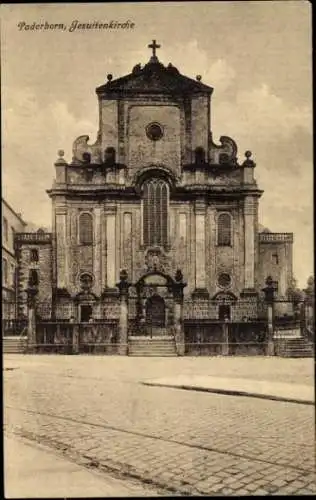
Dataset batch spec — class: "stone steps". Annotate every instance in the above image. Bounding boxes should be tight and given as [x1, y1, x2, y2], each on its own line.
[3, 336, 27, 354]
[276, 338, 314, 358]
[128, 336, 177, 357]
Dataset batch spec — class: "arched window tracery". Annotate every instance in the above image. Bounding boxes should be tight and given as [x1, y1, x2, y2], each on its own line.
[79, 212, 93, 245]
[143, 178, 169, 248]
[217, 213, 232, 246]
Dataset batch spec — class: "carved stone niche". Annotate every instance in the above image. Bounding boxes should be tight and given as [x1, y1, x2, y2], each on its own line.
[144, 248, 170, 274]
[71, 134, 102, 165]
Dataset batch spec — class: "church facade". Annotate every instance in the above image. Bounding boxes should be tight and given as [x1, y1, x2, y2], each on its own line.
[15, 42, 294, 353]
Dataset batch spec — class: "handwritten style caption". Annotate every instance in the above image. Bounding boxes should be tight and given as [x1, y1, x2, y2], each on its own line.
[17, 20, 135, 32]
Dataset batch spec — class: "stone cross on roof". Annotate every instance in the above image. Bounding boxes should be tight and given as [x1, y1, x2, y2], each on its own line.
[148, 39, 161, 60]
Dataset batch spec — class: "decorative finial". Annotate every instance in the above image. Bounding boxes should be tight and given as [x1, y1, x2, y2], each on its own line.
[242, 150, 256, 168]
[55, 149, 67, 166]
[307, 276, 314, 287]
[148, 39, 161, 61]
[196, 75, 202, 81]
[107, 74, 113, 81]
[119, 269, 128, 282]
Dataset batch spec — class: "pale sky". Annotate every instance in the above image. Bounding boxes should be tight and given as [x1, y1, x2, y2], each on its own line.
[1, 1, 313, 287]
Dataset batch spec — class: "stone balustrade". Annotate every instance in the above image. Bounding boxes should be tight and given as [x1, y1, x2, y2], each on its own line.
[259, 232, 293, 243]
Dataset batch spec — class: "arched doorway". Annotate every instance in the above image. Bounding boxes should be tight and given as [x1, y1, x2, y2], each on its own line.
[80, 304, 93, 323]
[218, 304, 231, 321]
[146, 295, 166, 333]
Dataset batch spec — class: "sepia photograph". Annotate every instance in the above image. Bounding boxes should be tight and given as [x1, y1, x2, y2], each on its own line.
[1, 1, 314, 497]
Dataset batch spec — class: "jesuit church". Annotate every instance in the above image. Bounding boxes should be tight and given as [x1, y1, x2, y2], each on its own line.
[15, 41, 294, 353]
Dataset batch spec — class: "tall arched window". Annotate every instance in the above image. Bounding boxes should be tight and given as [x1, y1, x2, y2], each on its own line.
[143, 178, 169, 248]
[29, 269, 39, 287]
[217, 213, 232, 246]
[79, 212, 93, 245]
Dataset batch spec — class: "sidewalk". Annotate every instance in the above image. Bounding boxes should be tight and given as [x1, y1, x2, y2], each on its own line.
[4, 434, 159, 498]
[142, 375, 314, 405]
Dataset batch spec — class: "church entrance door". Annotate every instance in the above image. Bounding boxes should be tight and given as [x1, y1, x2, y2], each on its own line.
[145, 295, 166, 336]
[80, 304, 92, 323]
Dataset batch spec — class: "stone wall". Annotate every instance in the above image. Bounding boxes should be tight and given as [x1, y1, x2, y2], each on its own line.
[191, 95, 209, 155]
[258, 234, 293, 297]
[100, 99, 118, 154]
[16, 241, 52, 317]
[127, 103, 181, 177]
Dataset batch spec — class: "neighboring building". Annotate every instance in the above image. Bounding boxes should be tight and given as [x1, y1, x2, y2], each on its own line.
[2, 198, 27, 320]
[15, 42, 294, 351]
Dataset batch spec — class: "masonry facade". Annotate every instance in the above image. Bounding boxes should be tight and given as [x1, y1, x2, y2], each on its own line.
[15, 43, 294, 352]
[2, 198, 27, 321]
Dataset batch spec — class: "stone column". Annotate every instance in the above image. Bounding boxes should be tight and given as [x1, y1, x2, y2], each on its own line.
[267, 303, 274, 355]
[263, 276, 275, 356]
[123, 212, 132, 277]
[116, 270, 131, 355]
[55, 210, 68, 289]
[243, 196, 255, 291]
[179, 213, 187, 277]
[172, 270, 187, 356]
[26, 286, 38, 352]
[94, 207, 102, 295]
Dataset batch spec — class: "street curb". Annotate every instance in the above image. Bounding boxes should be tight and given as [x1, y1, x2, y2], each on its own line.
[142, 382, 314, 405]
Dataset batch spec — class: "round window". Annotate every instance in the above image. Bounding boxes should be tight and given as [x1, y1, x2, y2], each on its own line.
[146, 122, 164, 141]
[218, 273, 231, 289]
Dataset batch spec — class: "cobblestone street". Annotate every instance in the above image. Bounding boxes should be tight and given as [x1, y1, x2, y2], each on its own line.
[4, 355, 316, 496]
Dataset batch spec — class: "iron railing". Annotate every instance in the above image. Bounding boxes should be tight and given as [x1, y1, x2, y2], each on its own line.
[34, 321, 119, 354]
[2, 319, 28, 336]
[184, 342, 267, 356]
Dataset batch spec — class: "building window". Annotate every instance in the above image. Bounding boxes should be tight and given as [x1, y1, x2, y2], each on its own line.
[79, 212, 93, 245]
[143, 178, 169, 248]
[3, 258, 8, 285]
[146, 122, 164, 142]
[29, 269, 39, 287]
[272, 253, 279, 265]
[217, 213, 232, 246]
[3, 217, 8, 242]
[30, 248, 39, 262]
[11, 264, 15, 286]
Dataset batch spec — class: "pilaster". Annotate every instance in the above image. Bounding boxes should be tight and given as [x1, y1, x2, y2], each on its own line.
[105, 205, 117, 289]
[193, 199, 209, 298]
[55, 209, 68, 289]
[242, 196, 256, 295]
[123, 212, 132, 277]
[93, 206, 102, 295]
